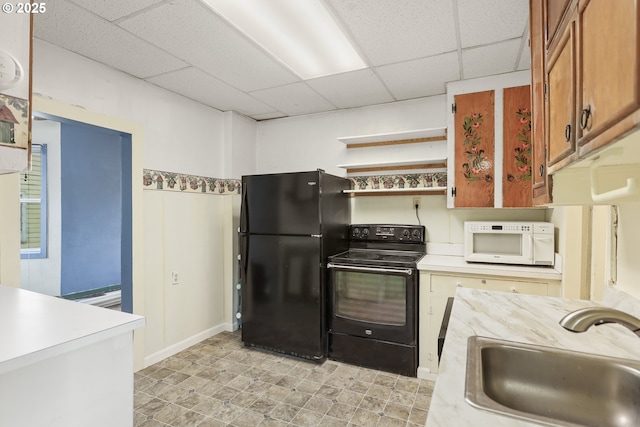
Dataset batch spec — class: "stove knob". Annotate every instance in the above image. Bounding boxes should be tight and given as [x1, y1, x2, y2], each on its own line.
[352, 228, 361, 237]
[412, 229, 421, 239]
[362, 228, 369, 237]
[402, 229, 410, 239]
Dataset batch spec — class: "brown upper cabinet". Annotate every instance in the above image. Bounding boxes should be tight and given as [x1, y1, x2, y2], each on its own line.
[530, 0, 640, 205]
[449, 80, 533, 208]
[578, 0, 640, 152]
[546, 17, 576, 168]
[530, 0, 550, 204]
[545, 0, 573, 48]
[453, 90, 496, 208]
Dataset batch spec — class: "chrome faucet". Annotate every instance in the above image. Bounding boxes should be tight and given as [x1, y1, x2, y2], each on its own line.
[560, 307, 640, 337]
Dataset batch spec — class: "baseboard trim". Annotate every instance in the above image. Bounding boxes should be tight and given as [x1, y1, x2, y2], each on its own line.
[142, 323, 226, 368]
[223, 321, 238, 332]
[417, 366, 438, 381]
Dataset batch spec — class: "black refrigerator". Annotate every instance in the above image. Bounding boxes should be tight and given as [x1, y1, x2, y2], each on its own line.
[239, 170, 350, 361]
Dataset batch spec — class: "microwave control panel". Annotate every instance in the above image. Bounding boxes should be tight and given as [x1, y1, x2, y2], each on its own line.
[465, 222, 553, 234]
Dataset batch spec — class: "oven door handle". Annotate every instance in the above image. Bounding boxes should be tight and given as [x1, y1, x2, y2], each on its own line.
[327, 263, 413, 276]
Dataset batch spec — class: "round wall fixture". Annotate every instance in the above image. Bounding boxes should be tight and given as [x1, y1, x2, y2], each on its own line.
[0, 50, 23, 90]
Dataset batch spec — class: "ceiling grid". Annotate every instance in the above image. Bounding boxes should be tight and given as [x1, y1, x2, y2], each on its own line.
[33, 0, 530, 120]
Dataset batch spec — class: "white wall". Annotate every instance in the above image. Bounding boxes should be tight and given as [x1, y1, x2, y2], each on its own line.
[546, 205, 590, 298]
[33, 40, 226, 177]
[615, 203, 640, 299]
[32, 40, 243, 368]
[143, 191, 228, 362]
[256, 96, 446, 176]
[224, 111, 257, 179]
[351, 195, 546, 244]
[256, 92, 550, 252]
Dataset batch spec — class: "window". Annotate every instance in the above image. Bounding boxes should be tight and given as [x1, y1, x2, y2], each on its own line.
[20, 144, 47, 258]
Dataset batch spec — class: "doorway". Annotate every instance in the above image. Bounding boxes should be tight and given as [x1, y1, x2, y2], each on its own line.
[21, 114, 133, 312]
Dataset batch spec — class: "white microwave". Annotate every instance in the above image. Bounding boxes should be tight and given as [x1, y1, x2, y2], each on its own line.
[464, 221, 555, 266]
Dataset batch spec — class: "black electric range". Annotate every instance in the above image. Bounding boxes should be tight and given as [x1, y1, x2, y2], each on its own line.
[327, 224, 426, 377]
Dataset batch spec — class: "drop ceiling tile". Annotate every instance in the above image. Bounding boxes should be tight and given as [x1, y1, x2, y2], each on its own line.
[457, 0, 529, 48]
[250, 83, 337, 117]
[147, 68, 277, 117]
[306, 69, 394, 109]
[327, 0, 457, 66]
[376, 52, 460, 100]
[69, 0, 164, 21]
[118, 0, 299, 92]
[462, 39, 522, 79]
[33, 0, 187, 79]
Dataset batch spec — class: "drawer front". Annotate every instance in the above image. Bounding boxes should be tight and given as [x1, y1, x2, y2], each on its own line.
[430, 274, 549, 296]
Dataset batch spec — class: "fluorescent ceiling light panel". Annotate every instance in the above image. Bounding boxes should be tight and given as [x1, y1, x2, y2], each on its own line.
[202, 0, 366, 79]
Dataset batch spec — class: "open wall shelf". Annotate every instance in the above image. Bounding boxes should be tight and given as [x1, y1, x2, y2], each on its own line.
[344, 187, 447, 196]
[338, 127, 447, 147]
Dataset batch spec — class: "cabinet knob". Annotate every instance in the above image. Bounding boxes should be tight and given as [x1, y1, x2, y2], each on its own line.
[456, 281, 462, 287]
[565, 124, 572, 142]
[511, 287, 518, 293]
[580, 105, 591, 130]
[481, 279, 486, 284]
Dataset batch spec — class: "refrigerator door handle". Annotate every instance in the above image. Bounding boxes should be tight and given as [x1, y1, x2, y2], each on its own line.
[327, 263, 413, 276]
[311, 234, 322, 238]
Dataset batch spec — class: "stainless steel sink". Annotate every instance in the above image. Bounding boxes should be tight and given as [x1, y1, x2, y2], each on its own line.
[465, 336, 640, 427]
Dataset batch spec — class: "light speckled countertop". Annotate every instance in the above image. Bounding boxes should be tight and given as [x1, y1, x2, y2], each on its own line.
[426, 288, 640, 427]
[418, 254, 562, 281]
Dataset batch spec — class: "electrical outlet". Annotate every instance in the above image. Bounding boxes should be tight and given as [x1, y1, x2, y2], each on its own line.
[413, 197, 420, 209]
[171, 271, 179, 285]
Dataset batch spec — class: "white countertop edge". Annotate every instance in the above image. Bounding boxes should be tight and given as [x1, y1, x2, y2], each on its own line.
[418, 254, 562, 281]
[0, 316, 144, 375]
[0, 285, 145, 375]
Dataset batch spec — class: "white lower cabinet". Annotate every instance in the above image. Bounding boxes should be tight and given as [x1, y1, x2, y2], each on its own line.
[419, 271, 561, 376]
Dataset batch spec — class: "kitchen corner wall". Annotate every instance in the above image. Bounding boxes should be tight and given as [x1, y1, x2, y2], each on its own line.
[255, 91, 548, 250]
[256, 95, 447, 177]
[350, 195, 546, 242]
[32, 40, 253, 369]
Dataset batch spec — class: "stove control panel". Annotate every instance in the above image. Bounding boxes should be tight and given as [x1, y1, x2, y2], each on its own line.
[350, 224, 425, 243]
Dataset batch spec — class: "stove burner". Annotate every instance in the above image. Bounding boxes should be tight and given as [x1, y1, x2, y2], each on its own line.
[333, 224, 426, 267]
[329, 249, 425, 268]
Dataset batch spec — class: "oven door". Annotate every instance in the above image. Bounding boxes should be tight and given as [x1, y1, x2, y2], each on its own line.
[327, 263, 417, 345]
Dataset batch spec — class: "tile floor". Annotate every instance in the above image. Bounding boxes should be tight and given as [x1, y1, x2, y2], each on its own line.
[134, 331, 434, 427]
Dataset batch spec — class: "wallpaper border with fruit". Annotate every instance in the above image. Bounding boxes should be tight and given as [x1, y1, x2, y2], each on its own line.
[348, 172, 447, 191]
[143, 169, 241, 195]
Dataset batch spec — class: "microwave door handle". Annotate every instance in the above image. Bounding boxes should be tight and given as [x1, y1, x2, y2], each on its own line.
[526, 234, 533, 262]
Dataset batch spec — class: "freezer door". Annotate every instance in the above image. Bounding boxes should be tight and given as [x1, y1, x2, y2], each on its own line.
[241, 234, 325, 359]
[241, 171, 321, 235]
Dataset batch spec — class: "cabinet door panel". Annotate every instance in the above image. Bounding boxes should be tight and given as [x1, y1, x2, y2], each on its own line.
[503, 85, 533, 207]
[547, 22, 576, 166]
[454, 90, 495, 207]
[579, 0, 639, 147]
[530, 0, 551, 204]
[545, 0, 572, 47]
